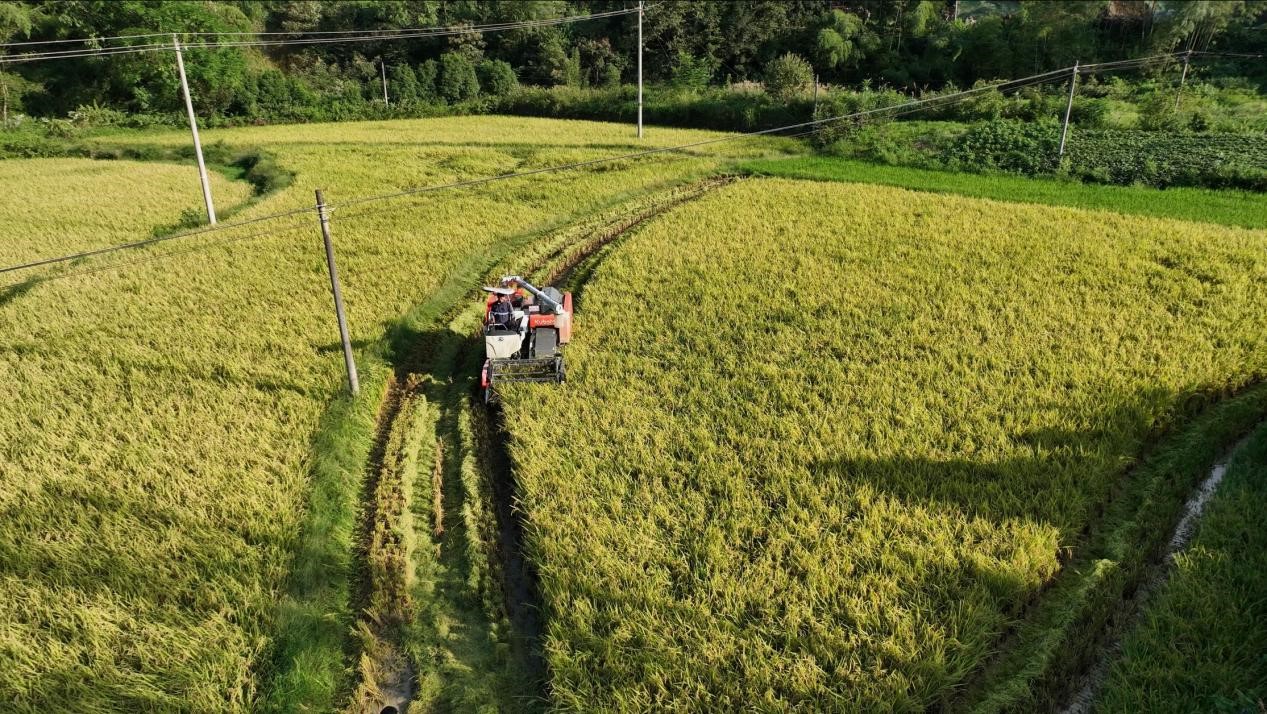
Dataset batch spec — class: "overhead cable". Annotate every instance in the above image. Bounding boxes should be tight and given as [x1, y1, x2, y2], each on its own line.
[0, 57, 1179, 283]
[0, 7, 640, 64]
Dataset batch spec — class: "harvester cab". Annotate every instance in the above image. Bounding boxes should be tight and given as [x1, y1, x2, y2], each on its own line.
[480, 275, 572, 403]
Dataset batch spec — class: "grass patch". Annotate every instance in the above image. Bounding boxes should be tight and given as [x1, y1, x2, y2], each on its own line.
[739, 156, 1267, 230]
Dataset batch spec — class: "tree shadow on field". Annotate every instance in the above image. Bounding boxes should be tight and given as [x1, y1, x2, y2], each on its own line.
[542, 381, 1265, 709]
[812, 383, 1251, 533]
[794, 380, 1263, 706]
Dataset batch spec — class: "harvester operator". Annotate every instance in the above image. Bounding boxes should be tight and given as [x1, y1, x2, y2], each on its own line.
[489, 291, 515, 328]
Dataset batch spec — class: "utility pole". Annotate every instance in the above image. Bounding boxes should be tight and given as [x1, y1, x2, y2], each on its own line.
[637, 0, 644, 139]
[813, 74, 819, 116]
[1175, 50, 1191, 111]
[315, 189, 359, 396]
[173, 34, 216, 225]
[1058, 60, 1078, 158]
[381, 58, 389, 105]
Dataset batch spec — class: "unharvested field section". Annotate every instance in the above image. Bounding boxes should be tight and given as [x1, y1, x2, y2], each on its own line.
[504, 178, 1267, 710]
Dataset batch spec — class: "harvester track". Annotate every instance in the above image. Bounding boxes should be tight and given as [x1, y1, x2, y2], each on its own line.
[347, 175, 736, 713]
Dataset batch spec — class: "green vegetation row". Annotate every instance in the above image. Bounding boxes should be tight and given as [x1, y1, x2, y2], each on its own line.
[816, 118, 1267, 193]
[503, 178, 1267, 710]
[0, 116, 789, 711]
[1097, 423, 1267, 713]
[738, 156, 1267, 229]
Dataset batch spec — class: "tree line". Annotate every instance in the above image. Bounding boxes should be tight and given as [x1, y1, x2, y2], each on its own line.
[0, 1, 1263, 124]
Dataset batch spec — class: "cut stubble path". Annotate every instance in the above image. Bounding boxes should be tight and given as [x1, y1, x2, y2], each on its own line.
[0, 116, 790, 711]
[503, 178, 1267, 711]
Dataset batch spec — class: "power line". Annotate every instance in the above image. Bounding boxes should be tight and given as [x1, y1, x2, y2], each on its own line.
[0, 205, 313, 277]
[329, 66, 1080, 211]
[0, 220, 312, 292]
[0, 54, 1184, 285]
[0, 8, 641, 64]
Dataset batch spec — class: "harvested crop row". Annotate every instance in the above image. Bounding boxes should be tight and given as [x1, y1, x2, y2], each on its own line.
[503, 178, 1267, 710]
[394, 180, 747, 711]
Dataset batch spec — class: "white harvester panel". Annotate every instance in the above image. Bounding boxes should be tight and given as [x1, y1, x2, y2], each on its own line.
[486, 333, 523, 360]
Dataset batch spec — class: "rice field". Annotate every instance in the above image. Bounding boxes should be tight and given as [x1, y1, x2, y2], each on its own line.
[502, 178, 1267, 710]
[5, 116, 1266, 712]
[0, 117, 789, 711]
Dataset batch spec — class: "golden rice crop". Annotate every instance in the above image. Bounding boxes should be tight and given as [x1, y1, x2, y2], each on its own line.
[503, 178, 1267, 711]
[0, 117, 787, 711]
[0, 158, 253, 263]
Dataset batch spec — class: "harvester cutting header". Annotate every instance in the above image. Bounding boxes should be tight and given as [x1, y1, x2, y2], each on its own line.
[480, 275, 573, 403]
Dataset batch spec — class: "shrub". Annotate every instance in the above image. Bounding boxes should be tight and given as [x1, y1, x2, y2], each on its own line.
[811, 85, 907, 145]
[942, 119, 1061, 175]
[1188, 110, 1211, 132]
[669, 51, 715, 91]
[388, 64, 425, 104]
[417, 60, 439, 103]
[476, 60, 518, 96]
[438, 52, 479, 102]
[68, 103, 129, 128]
[1138, 91, 1181, 131]
[764, 52, 813, 102]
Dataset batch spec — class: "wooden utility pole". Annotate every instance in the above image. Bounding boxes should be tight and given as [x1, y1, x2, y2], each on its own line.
[315, 189, 359, 396]
[173, 34, 216, 225]
[381, 58, 389, 105]
[637, 0, 644, 139]
[1175, 50, 1191, 111]
[1058, 60, 1078, 158]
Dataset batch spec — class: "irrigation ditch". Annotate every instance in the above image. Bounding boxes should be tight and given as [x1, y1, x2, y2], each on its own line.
[344, 175, 737, 713]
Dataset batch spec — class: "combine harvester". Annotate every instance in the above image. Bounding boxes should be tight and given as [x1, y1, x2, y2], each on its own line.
[480, 275, 572, 403]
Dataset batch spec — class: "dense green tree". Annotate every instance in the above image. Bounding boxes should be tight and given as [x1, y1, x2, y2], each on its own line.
[0, 0, 1261, 121]
[416, 58, 439, 102]
[388, 63, 423, 103]
[438, 51, 478, 101]
[476, 58, 517, 95]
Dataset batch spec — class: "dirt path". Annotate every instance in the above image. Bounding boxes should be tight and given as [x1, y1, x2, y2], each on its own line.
[1059, 431, 1256, 714]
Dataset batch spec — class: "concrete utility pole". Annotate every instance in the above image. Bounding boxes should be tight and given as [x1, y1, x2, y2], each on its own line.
[1175, 50, 1191, 111]
[315, 189, 359, 396]
[173, 34, 216, 225]
[637, 0, 644, 139]
[813, 74, 819, 116]
[381, 58, 389, 105]
[1058, 60, 1078, 158]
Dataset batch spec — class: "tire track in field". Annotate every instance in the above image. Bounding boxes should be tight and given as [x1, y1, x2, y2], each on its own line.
[1060, 427, 1262, 714]
[470, 174, 738, 699]
[347, 176, 736, 713]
